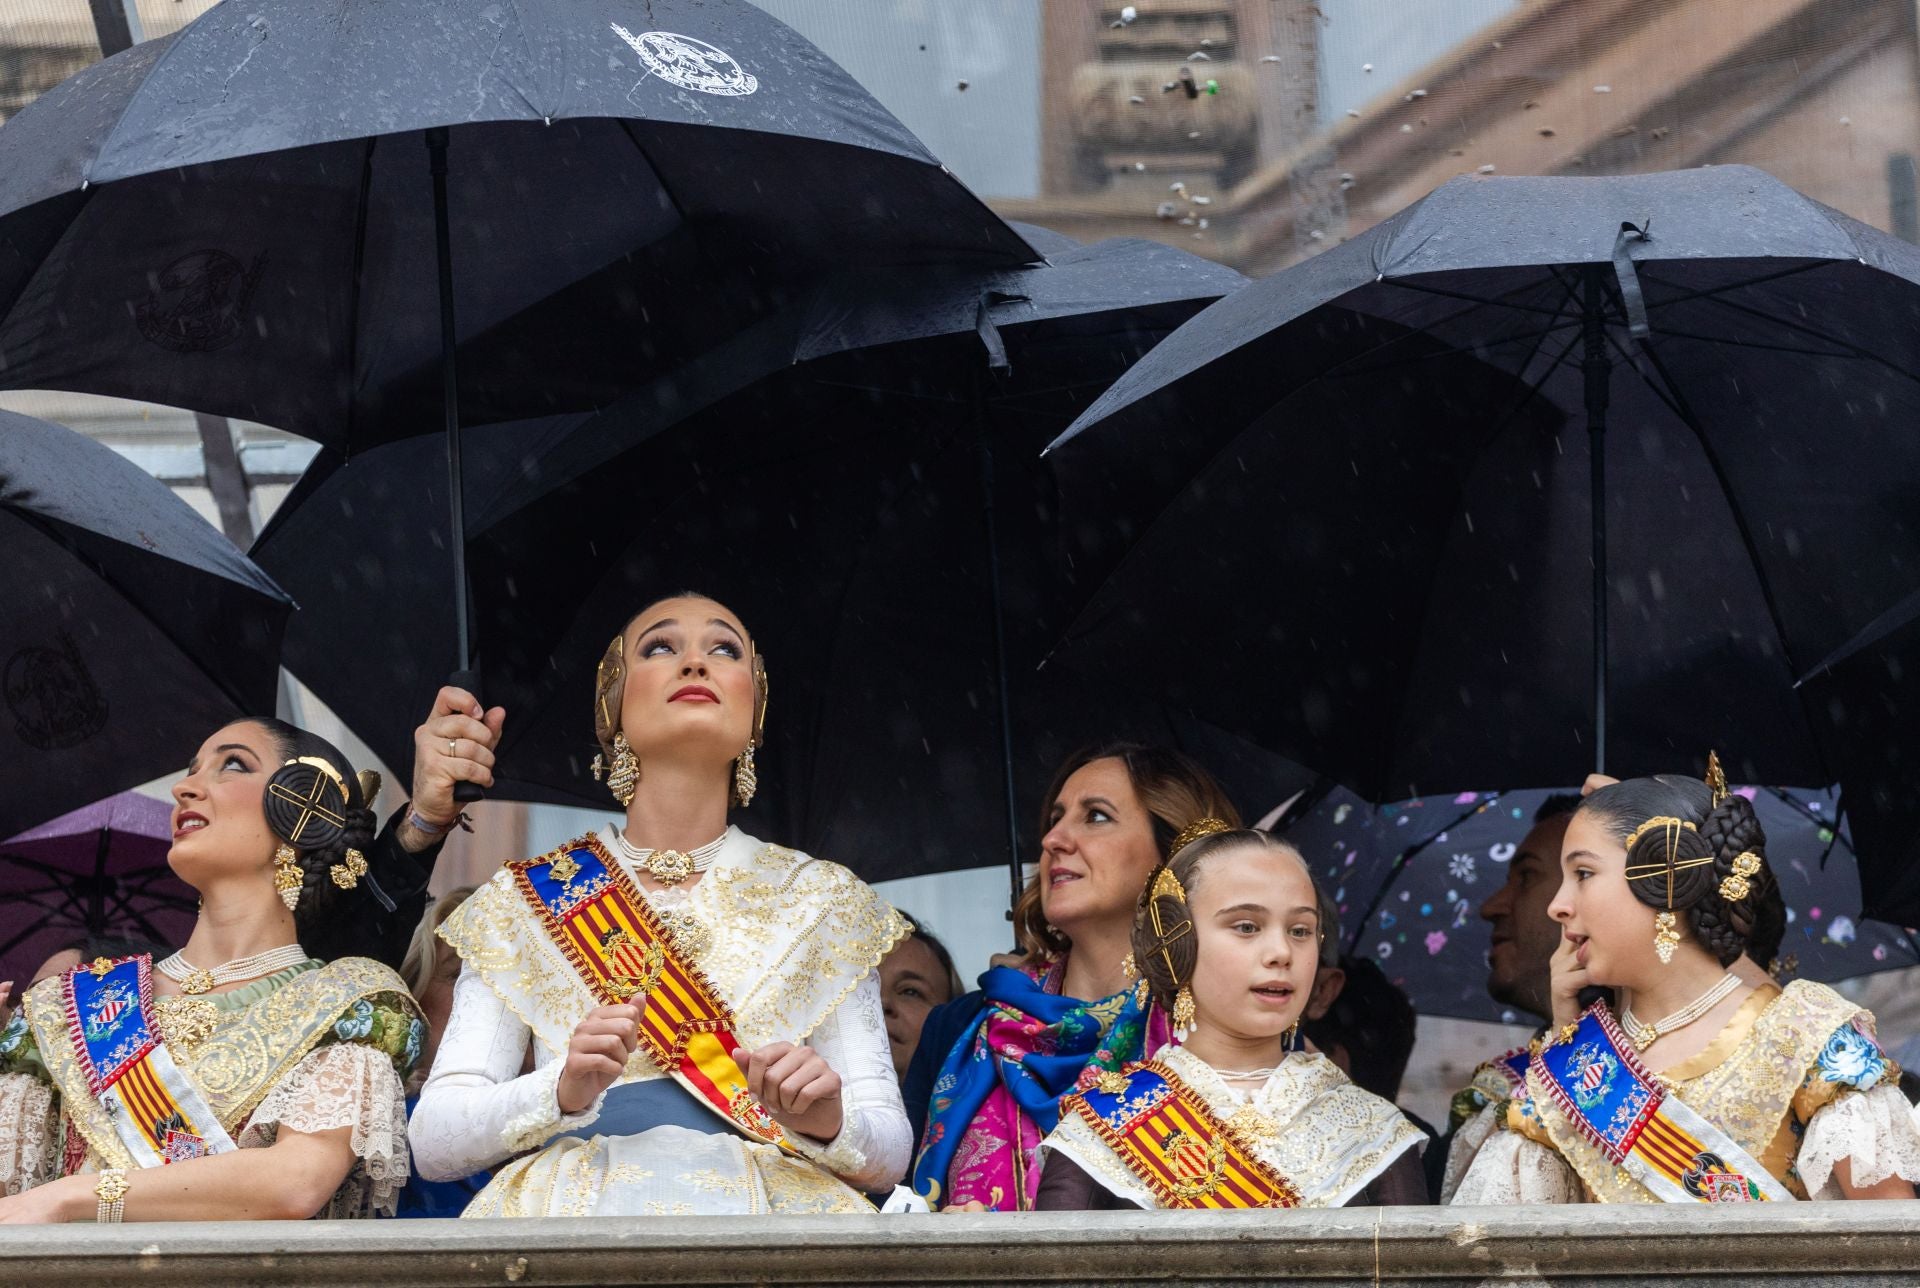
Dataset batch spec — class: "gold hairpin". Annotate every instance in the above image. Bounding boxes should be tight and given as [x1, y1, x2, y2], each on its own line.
[1705, 751, 1729, 808]
[1146, 864, 1193, 984]
[1625, 856, 1714, 881]
[1169, 816, 1233, 857]
[1624, 816, 1696, 851]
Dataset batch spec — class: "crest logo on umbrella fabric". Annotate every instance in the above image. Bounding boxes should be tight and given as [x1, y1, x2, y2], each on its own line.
[4, 631, 108, 751]
[611, 25, 758, 97]
[134, 249, 265, 353]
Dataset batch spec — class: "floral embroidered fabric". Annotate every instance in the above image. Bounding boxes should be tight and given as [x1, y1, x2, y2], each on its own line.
[1041, 1045, 1424, 1210]
[1452, 980, 1920, 1203]
[414, 828, 909, 1215]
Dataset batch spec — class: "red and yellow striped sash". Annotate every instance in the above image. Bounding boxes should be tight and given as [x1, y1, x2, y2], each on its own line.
[511, 838, 791, 1151]
[1065, 1062, 1300, 1209]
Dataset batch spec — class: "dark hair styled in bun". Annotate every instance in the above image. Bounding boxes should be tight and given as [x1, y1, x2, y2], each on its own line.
[1577, 774, 1776, 967]
[251, 717, 378, 943]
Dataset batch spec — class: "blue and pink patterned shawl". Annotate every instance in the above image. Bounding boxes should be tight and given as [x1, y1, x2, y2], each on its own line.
[910, 960, 1167, 1210]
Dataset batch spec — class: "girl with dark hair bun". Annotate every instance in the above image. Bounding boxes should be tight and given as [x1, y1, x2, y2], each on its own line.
[1453, 766, 1920, 1205]
[905, 742, 1240, 1211]
[1034, 829, 1426, 1210]
[0, 719, 425, 1224]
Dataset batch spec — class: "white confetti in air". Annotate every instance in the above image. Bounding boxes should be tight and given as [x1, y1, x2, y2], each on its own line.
[1362, 62, 1373, 72]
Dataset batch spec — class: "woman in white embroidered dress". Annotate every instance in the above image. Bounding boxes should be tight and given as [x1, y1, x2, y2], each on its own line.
[1453, 773, 1920, 1204]
[410, 594, 910, 1215]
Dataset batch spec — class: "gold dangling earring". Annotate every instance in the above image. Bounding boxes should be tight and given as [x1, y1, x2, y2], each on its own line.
[732, 744, 758, 808]
[1285, 1020, 1301, 1051]
[1120, 952, 1137, 980]
[592, 732, 639, 807]
[1173, 985, 1196, 1038]
[1653, 911, 1680, 964]
[329, 847, 368, 890]
[273, 843, 302, 912]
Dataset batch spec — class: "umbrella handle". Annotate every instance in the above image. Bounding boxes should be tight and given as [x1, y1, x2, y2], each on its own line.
[449, 667, 486, 804]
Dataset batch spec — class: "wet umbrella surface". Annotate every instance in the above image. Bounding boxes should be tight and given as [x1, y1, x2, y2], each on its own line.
[0, 409, 290, 839]
[1046, 167, 1920, 921]
[250, 235, 1321, 883]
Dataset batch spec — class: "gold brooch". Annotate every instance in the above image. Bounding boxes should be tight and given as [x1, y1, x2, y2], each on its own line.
[1227, 1104, 1280, 1145]
[1095, 1069, 1131, 1096]
[1719, 851, 1763, 902]
[154, 995, 220, 1051]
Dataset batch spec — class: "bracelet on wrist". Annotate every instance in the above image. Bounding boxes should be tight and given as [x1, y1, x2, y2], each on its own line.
[407, 808, 471, 837]
[94, 1168, 129, 1223]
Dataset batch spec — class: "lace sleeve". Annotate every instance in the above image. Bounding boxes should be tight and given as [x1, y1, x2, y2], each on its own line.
[786, 973, 911, 1191]
[1448, 1127, 1584, 1205]
[1796, 1083, 1920, 1198]
[239, 1042, 409, 1218]
[1439, 1101, 1502, 1204]
[0, 1072, 58, 1196]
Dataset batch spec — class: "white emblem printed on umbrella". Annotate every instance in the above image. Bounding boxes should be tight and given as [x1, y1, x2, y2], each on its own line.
[610, 25, 759, 97]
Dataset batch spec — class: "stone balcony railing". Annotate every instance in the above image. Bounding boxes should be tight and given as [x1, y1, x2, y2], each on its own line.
[5, 1203, 1920, 1287]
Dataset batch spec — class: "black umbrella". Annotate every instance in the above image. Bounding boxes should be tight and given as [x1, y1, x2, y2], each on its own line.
[1280, 784, 1918, 1023]
[1044, 166, 1920, 806]
[0, 409, 291, 838]
[0, 0, 1037, 739]
[254, 235, 1270, 886]
[1796, 589, 1920, 923]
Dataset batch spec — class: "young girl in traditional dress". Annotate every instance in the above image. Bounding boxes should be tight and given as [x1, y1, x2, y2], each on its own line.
[0, 720, 423, 1222]
[1035, 825, 1427, 1210]
[410, 594, 910, 1216]
[1452, 765, 1920, 1204]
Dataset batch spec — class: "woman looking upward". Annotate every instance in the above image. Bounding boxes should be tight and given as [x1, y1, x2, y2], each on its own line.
[411, 594, 910, 1215]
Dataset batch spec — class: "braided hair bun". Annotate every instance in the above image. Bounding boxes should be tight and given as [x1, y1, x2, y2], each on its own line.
[1582, 773, 1773, 967]
[252, 717, 380, 945]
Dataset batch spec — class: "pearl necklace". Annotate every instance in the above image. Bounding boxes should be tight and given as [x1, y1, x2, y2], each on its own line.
[1211, 1066, 1281, 1081]
[157, 944, 310, 996]
[1621, 972, 1742, 1051]
[610, 827, 727, 887]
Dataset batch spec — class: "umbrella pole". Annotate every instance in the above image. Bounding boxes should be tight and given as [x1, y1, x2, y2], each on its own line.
[1583, 268, 1611, 776]
[88, 825, 109, 935]
[428, 127, 484, 803]
[977, 426, 1025, 930]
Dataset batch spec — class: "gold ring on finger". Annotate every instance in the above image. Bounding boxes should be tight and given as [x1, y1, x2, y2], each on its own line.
[447, 739, 458, 757]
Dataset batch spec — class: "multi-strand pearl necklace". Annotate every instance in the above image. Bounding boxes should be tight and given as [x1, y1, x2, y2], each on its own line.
[156, 944, 310, 995]
[610, 827, 727, 887]
[1620, 972, 1742, 1050]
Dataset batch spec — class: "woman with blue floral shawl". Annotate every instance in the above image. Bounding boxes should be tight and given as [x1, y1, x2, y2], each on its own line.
[906, 744, 1237, 1210]
[1453, 768, 1920, 1205]
[0, 720, 422, 1222]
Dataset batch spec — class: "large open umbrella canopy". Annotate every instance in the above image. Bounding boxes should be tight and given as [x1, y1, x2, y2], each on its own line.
[0, 409, 290, 838]
[252, 235, 1279, 884]
[0, 0, 1038, 704]
[1045, 167, 1920, 818]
